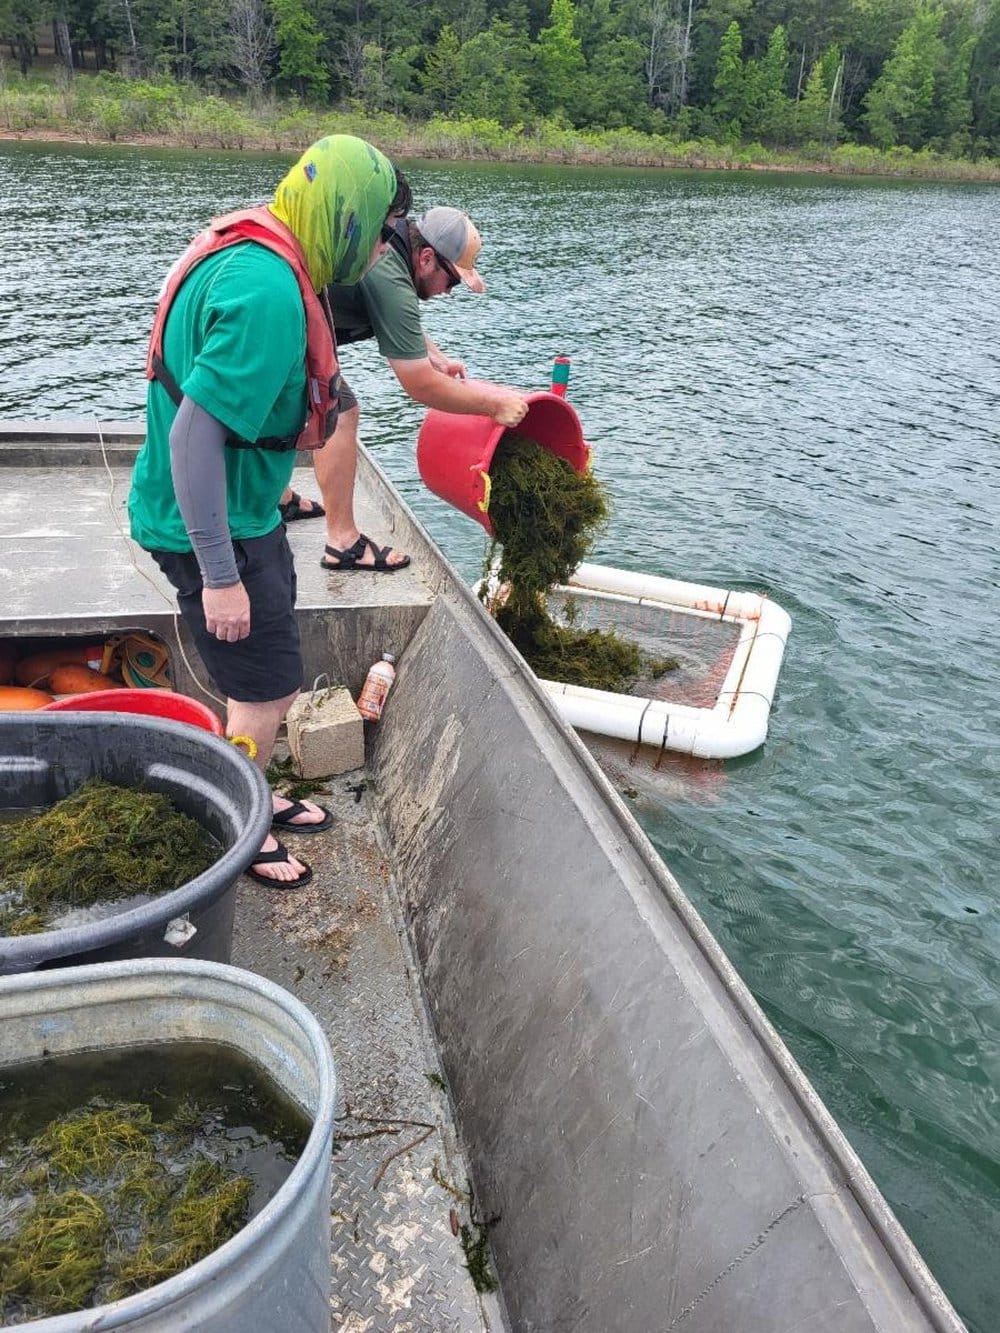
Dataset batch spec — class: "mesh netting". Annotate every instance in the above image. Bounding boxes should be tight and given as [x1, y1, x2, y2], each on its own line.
[548, 589, 742, 709]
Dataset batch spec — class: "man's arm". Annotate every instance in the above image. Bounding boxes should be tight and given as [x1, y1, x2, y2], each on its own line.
[390, 357, 528, 428]
[169, 396, 250, 642]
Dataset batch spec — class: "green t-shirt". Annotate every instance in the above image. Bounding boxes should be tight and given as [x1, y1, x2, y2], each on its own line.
[329, 249, 426, 362]
[129, 242, 305, 553]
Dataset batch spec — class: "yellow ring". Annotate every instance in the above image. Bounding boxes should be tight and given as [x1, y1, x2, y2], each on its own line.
[228, 734, 258, 760]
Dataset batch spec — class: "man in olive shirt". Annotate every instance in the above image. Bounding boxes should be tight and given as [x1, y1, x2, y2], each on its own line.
[278, 206, 528, 571]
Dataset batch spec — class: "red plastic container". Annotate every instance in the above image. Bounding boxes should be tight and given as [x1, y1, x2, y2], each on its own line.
[43, 688, 224, 736]
[416, 388, 590, 536]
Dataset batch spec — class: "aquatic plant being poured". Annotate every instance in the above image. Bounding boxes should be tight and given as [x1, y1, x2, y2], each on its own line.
[482, 432, 675, 692]
[0, 779, 217, 936]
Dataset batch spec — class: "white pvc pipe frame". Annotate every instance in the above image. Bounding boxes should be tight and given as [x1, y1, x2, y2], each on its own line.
[539, 563, 792, 759]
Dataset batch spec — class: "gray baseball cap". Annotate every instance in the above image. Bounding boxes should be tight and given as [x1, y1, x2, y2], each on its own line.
[418, 207, 485, 293]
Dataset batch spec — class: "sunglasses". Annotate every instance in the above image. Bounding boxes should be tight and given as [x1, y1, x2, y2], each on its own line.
[433, 252, 460, 290]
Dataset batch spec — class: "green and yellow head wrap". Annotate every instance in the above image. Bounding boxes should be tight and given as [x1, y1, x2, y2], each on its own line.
[269, 135, 396, 291]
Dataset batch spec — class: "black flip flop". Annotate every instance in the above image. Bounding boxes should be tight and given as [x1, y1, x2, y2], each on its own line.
[279, 491, 326, 522]
[245, 839, 313, 889]
[271, 799, 333, 834]
[320, 532, 411, 573]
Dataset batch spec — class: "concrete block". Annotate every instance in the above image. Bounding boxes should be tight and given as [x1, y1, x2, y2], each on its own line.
[286, 685, 364, 778]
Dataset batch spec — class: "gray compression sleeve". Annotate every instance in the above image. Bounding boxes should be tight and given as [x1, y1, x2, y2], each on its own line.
[169, 396, 240, 589]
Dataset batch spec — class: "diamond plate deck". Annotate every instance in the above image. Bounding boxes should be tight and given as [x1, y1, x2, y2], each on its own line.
[231, 771, 505, 1333]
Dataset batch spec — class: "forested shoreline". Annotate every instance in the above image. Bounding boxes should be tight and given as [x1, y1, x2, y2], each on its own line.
[2, 0, 999, 181]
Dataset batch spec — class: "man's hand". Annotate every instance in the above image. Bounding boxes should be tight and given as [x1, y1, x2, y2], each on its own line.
[435, 354, 467, 379]
[425, 336, 466, 379]
[486, 387, 530, 428]
[204, 582, 251, 642]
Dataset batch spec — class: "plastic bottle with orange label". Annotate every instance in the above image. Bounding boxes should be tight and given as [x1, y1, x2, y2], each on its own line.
[357, 653, 396, 721]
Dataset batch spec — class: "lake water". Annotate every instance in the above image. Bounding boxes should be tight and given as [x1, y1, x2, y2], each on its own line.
[2, 140, 998, 1330]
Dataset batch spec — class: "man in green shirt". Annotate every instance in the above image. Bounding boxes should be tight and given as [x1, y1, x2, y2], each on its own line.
[277, 206, 528, 571]
[129, 135, 409, 891]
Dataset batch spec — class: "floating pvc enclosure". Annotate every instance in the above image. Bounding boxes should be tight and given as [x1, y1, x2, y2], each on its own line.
[479, 562, 791, 759]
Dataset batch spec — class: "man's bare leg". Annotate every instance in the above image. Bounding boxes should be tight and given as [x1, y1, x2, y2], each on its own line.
[227, 693, 327, 885]
[314, 406, 409, 570]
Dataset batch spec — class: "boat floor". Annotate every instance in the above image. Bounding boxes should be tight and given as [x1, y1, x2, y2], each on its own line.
[0, 432, 500, 1329]
[233, 763, 503, 1332]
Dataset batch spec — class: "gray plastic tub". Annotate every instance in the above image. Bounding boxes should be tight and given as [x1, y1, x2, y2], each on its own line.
[0, 958, 337, 1331]
[0, 713, 272, 974]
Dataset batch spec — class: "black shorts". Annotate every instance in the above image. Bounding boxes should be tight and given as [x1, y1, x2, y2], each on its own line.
[151, 524, 303, 704]
[338, 377, 358, 414]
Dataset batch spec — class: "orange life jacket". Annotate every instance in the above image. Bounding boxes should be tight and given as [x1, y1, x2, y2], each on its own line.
[146, 207, 340, 451]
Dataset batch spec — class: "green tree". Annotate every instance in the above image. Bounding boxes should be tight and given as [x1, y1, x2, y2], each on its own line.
[930, 11, 974, 149]
[864, 3, 944, 148]
[61, 0, 118, 73]
[358, 41, 388, 110]
[535, 0, 587, 119]
[272, 0, 328, 99]
[794, 45, 843, 144]
[455, 19, 531, 122]
[575, 0, 621, 58]
[420, 23, 462, 112]
[185, 0, 238, 87]
[838, 0, 917, 131]
[434, 0, 488, 45]
[970, 0, 1000, 149]
[384, 43, 423, 116]
[0, 0, 42, 74]
[688, 0, 751, 108]
[712, 19, 747, 135]
[745, 23, 791, 141]
[580, 32, 645, 126]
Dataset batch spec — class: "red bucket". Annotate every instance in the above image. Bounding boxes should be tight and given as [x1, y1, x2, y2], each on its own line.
[43, 688, 224, 736]
[416, 389, 590, 536]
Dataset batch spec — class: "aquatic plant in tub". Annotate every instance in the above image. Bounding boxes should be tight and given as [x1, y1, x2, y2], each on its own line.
[0, 958, 337, 1331]
[0, 713, 271, 974]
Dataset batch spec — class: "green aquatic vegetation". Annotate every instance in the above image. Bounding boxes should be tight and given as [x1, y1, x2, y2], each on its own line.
[31, 1105, 154, 1181]
[266, 754, 332, 802]
[0, 1101, 254, 1321]
[111, 1161, 253, 1297]
[487, 431, 608, 594]
[0, 779, 216, 934]
[0, 907, 47, 937]
[459, 1216, 498, 1294]
[495, 595, 646, 692]
[114, 1160, 171, 1215]
[484, 433, 677, 693]
[0, 1190, 109, 1316]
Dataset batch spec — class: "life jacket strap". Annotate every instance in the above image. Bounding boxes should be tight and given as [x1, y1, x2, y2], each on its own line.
[149, 353, 301, 453]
